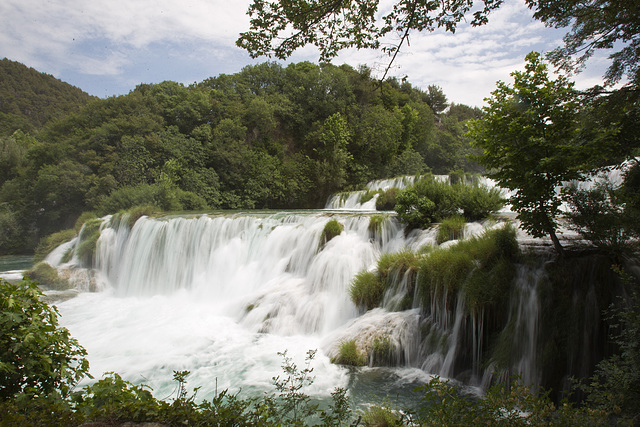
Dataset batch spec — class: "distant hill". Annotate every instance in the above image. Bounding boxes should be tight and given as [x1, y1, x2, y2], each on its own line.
[0, 58, 95, 135]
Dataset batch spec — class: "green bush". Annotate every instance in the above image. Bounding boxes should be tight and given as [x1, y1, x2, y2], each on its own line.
[395, 177, 504, 229]
[361, 405, 404, 426]
[320, 219, 343, 245]
[436, 215, 466, 244]
[411, 376, 607, 425]
[457, 184, 504, 222]
[375, 188, 399, 210]
[73, 372, 166, 424]
[97, 182, 208, 216]
[332, 340, 366, 366]
[350, 271, 384, 310]
[125, 204, 161, 228]
[0, 278, 90, 399]
[418, 247, 474, 306]
[33, 229, 76, 263]
[25, 262, 70, 290]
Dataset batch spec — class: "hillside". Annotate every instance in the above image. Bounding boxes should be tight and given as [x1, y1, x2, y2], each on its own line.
[0, 60, 483, 254]
[0, 58, 95, 135]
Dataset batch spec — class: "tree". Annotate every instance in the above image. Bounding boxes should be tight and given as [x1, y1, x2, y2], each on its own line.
[237, 0, 503, 79]
[467, 52, 582, 255]
[425, 85, 448, 114]
[238, 0, 640, 90]
[530, 0, 640, 86]
[0, 278, 90, 399]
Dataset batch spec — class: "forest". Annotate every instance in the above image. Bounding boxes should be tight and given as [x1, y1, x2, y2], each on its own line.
[0, 58, 482, 255]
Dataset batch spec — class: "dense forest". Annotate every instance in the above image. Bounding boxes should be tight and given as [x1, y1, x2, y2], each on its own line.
[0, 58, 482, 254]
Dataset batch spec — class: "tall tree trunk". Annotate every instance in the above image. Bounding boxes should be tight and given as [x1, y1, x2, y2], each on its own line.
[548, 228, 564, 257]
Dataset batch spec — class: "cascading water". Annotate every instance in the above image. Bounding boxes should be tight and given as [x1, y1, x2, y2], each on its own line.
[27, 173, 623, 407]
[49, 210, 448, 401]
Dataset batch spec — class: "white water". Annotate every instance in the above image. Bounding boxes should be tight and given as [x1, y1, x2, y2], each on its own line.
[36, 170, 579, 404]
[50, 212, 447, 401]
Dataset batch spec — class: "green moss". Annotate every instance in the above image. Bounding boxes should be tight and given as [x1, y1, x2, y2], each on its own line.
[76, 219, 103, 267]
[371, 335, 393, 366]
[74, 211, 97, 234]
[126, 204, 161, 228]
[26, 262, 70, 290]
[418, 248, 474, 306]
[464, 258, 516, 312]
[436, 215, 466, 244]
[332, 340, 366, 366]
[33, 229, 77, 263]
[418, 224, 519, 314]
[320, 219, 344, 245]
[368, 215, 387, 235]
[350, 271, 384, 310]
[377, 250, 420, 279]
[360, 189, 381, 204]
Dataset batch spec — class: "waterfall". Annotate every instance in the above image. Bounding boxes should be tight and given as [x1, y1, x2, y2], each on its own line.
[37, 174, 627, 403]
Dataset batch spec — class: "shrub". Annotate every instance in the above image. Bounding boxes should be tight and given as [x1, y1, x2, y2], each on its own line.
[376, 188, 399, 210]
[418, 225, 519, 313]
[97, 182, 208, 216]
[332, 340, 366, 366]
[436, 215, 466, 244]
[25, 262, 70, 290]
[33, 229, 76, 263]
[411, 376, 607, 425]
[320, 219, 343, 245]
[73, 372, 165, 424]
[0, 278, 90, 399]
[457, 184, 504, 221]
[361, 405, 404, 426]
[350, 271, 384, 310]
[395, 177, 504, 229]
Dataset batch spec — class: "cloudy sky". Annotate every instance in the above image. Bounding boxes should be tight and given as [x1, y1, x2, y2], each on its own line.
[0, 0, 612, 107]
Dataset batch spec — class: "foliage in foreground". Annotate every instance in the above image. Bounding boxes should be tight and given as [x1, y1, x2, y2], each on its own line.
[1, 275, 638, 425]
[0, 278, 90, 400]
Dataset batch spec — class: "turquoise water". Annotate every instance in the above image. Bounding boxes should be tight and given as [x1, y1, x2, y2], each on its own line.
[0, 255, 33, 275]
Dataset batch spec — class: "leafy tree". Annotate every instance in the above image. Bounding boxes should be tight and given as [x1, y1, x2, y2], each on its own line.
[467, 52, 582, 255]
[425, 84, 448, 114]
[237, 0, 503, 78]
[0, 278, 90, 399]
[531, 0, 640, 85]
[313, 112, 352, 200]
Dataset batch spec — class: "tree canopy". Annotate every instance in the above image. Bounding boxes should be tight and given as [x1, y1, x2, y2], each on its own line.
[238, 0, 640, 87]
[237, 0, 503, 78]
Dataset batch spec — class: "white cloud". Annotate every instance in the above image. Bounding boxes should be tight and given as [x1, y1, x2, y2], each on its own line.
[0, 0, 610, 104]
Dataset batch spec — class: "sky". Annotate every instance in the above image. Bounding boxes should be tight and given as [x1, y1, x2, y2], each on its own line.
[0, 0, 613, 107]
